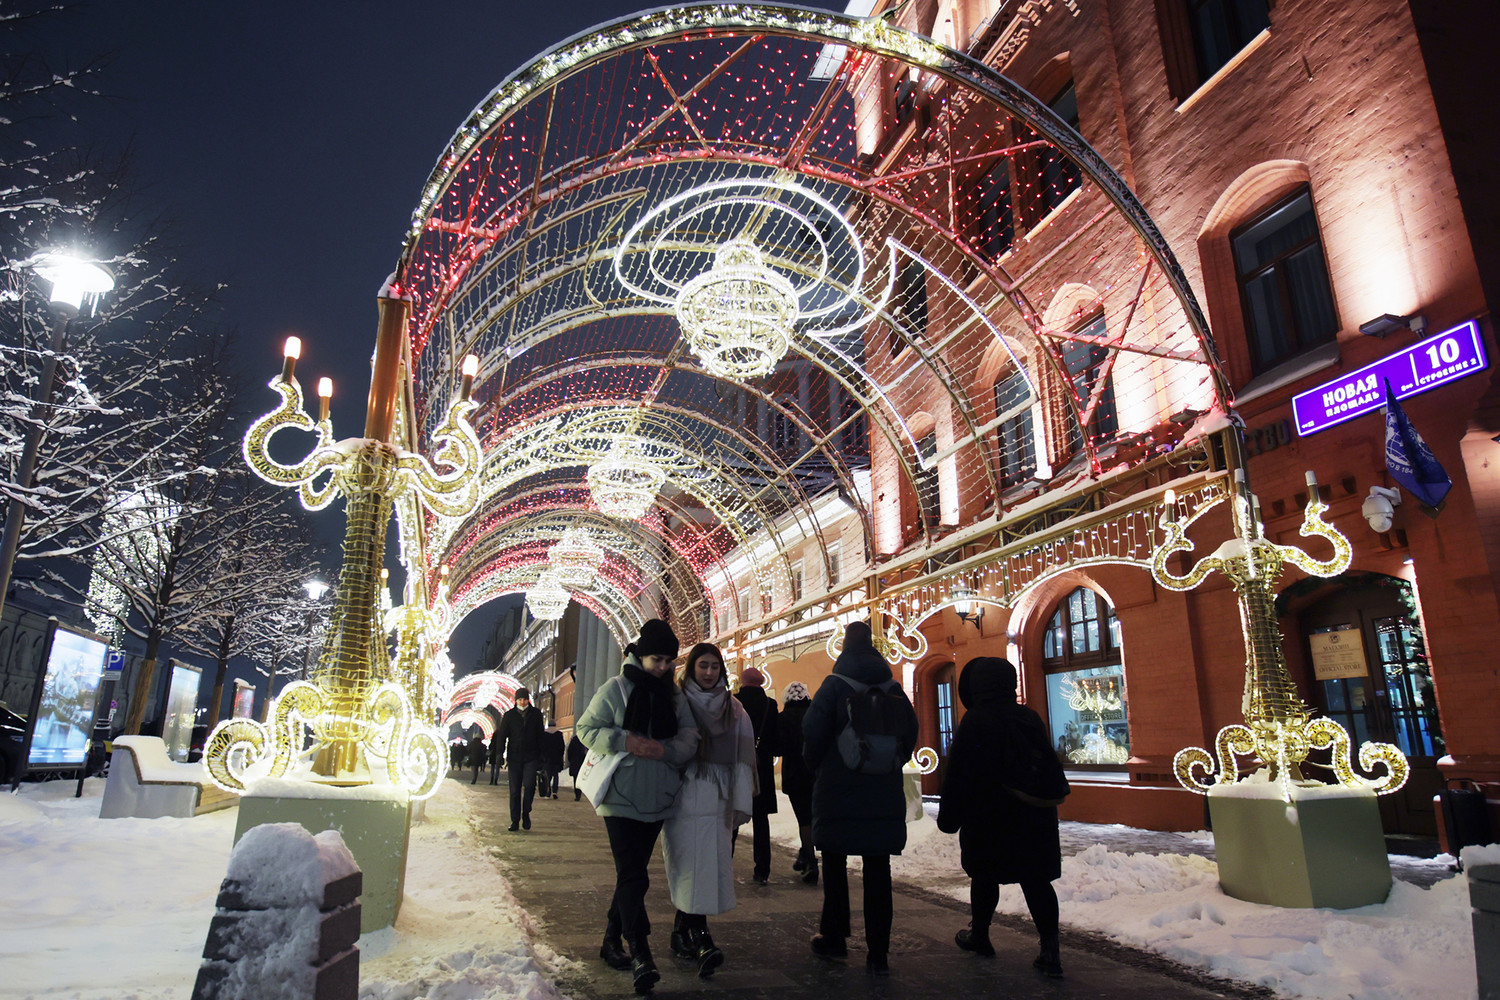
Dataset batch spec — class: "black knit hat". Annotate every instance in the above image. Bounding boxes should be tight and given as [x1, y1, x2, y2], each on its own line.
[634, 618, 680, 661]
[515, 687, 531, 701]
[844, 620, 874, 650]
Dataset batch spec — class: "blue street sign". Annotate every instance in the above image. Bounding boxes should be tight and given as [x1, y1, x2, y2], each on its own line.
[1291, 321, 1487, 436]
[103, 650, 126, 678]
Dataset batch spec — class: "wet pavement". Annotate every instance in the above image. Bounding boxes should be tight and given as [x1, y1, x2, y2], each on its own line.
[460, 777, 1278, 1000]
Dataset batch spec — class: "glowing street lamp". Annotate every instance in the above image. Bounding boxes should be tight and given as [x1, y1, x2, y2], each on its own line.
[0, 252, 115, 619]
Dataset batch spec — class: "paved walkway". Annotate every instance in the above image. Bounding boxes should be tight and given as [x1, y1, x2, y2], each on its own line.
[460, 777, 1274, 1000]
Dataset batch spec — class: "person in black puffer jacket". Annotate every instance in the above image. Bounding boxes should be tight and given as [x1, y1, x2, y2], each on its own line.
[778, 681, 817, 883]
[802, 621, 918, 976]
[731, 666, 779, 884]
[936, 656, 1065, 978]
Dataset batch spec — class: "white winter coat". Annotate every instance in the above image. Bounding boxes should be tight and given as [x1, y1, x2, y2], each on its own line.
[660, 710, 756, 916]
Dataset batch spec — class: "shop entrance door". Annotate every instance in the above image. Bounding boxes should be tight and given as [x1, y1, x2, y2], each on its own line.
[1298, 577, 1441, 836]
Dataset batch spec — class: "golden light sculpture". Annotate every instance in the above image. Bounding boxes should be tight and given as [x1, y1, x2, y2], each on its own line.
[1062, 677, 1130, 765]
[1153, 471, 1409, 800]
[525, 569, 570, 621]
[547, 526, 604, 588]
[204, 335, 481, 800]
[674, 239, 798, 380]
[587, 437, 666, 520]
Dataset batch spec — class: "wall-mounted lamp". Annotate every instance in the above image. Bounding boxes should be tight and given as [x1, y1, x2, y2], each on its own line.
[951, 586, 983, 628]
[1359, 313, 1427, 338]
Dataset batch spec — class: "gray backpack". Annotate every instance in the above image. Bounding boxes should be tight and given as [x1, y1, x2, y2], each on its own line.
[835, 677, 906, 774]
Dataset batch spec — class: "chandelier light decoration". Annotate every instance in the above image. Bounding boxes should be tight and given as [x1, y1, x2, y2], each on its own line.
[588, 437, 666, 521]
[674, 239, 799, 380]
[1152, 470, 1409, 800]
[204, 320, 482, 801]
[548, 526, 605, 588]
[526, 568, 570, 621]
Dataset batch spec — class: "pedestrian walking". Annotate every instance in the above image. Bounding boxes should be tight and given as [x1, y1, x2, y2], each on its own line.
[575, 619, 699, 995]
[494, 688, 546, 831]
[731, 665, 779, 884]
[544, 726, 566, 798]
[662, 642, 755, 979]
[936, 656, 1068, 978]
[802, 621, 918, 976]
[468, 730, 485, 785]
[567, 732, 587, 801]
[488, 723, 504, 785]
[778, 680, 817, 883]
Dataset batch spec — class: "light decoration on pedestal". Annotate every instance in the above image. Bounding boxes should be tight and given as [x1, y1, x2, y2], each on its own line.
[526, 569, 570, 621]
[547, 526, 604, 588]
[674, 239, 799, 380]
[1153, 471, 1409, 800]
[203, 334, 483, 801]
[588, 438, 666, 521]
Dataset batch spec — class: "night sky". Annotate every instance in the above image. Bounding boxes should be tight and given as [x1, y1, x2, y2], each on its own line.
[59, 1, 849, 677]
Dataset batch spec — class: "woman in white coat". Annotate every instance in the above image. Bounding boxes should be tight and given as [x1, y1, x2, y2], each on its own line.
[661, 642, 756, 979]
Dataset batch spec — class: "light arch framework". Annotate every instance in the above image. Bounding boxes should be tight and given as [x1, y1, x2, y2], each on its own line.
[397, 4, 1229, 639]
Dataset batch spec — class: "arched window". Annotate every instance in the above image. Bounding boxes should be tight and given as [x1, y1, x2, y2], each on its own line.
[1042, 586, 1130, 768]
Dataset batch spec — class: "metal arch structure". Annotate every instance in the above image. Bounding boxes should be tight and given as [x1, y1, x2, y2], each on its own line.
[393, 4, 1230, 647]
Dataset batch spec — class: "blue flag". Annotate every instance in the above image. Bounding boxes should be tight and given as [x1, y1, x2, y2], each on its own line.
[1384, 379, 1451, 509]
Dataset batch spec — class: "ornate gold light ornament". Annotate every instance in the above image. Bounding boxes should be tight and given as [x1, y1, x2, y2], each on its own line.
[587, 437, 666, 521]
[525, 569, 570, 621]
[205, 322, 483, 801]
[1153, 472, 1409, 800]
[547, 526, 604, 588]
[674, 239, 799, 380]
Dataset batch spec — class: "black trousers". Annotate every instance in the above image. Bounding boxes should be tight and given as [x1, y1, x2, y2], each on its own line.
[731, 807, 772, 878]
[971, 878, 1059, 941]
[508, 760, 539, 823]
[820, 853, 893, 959]
[603, 816, 664, 951]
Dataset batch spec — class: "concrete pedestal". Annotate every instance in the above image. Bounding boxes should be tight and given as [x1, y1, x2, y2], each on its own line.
[235, 782, 411, 933]
[1209, 782, 1391, 909]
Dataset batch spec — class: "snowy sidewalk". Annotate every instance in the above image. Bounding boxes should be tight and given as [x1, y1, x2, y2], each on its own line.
[465, 778, 1269, 1000]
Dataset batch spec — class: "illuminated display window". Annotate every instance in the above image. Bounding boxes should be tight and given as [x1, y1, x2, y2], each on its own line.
[1042, 587, 1130, 768]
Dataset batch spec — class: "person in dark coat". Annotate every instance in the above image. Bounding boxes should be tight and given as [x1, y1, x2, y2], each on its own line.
[567, 732, 588, 801]
[467, 731, 485, 784]
[488, 721, 504, 785]
[936, 656, 1065, 977]
[802, 622, 918, 975]
[543, 727, 567, 798]
[732, 665, 779, 884]
[494, 687, 546, 831]
[778, 681, 817, 883]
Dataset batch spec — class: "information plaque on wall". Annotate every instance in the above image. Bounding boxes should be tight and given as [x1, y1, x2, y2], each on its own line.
[1309, 625, 1369, 681]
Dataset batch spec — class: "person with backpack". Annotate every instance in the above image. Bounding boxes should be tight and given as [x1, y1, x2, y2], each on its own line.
[731, 665, 779, 884]
[801, 621, 918, 975]
[936, 656, 1068, 978]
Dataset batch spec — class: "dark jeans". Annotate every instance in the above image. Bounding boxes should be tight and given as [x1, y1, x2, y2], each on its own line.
[820, 854, 893, 959]
[603, 816, 665, 951]
[489, 759, 501, 785]
[508, 760, 539, 823]
[972, 878, 1059, 941]
[731, 807, 772, 878]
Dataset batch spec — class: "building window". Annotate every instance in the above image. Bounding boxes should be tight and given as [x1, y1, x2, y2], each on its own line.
[1232, 188, 1338, 375]
[1188, 0, 1270, 82]
[839, 394, 868, 458]
[1042, 586, 1129, 767]
[974, 156, 1014, 260]
[936, 669, 956, 756]
[915, 432, 940, 530]
[739, 591, 751, 622]
[1062, 314, 1118, 454]
[790, 562, 804, 602]
[827, 543, 841, 585]
[891, 255, 928, 354]
[1036, 82, 1082, 217]
[993, 369, 1036, 489]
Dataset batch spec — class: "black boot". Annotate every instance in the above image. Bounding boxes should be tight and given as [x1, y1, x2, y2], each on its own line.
[810, 934, 847, 959]
[800, 857, 818, 885]
[631, 944, 660, 995]
[690, 927, 724, 979]
[670, 913, 694, 960]
[1033, 934, 1063, 978]
[955, 925, 995, 957]
[600, 934, 632, 970]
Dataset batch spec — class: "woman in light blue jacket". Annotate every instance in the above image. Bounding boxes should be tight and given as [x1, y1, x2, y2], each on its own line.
[575, 619, 699, 995]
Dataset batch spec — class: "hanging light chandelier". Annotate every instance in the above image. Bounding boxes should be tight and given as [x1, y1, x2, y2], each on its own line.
[548, 526, 604, 588]
[674, 239, 798, 380]
[525, 569, 569, 621]
[587, 438, 666, 521]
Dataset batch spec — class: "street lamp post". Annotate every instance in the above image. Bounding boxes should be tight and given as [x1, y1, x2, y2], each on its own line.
[0, 253, 114, 620]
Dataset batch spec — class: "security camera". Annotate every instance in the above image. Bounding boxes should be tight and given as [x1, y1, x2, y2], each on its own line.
[1361, 486, 1402, 533]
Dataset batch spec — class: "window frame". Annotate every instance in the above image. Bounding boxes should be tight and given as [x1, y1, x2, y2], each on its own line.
[1186, 0, 1271, 85]
[1042, 586, 1129, 771]
[993, 369, 1037, 490]
[1230, 186, 1339, 375]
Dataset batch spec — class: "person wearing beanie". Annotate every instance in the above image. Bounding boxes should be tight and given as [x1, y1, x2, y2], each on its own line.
[801, 621, 918, 976]
[778, 681, 817, 883]
[732, 663, 779, 884]
[575, 618, 699, 995]
[937, 656, 1067, 977]
[494, 687, 546, 830]
[662, 642, 756, 979]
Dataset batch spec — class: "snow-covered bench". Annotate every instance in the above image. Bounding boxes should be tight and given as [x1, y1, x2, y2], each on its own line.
[99, 736, 236, 819]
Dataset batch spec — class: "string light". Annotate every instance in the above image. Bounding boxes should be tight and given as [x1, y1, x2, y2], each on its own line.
[675, 239, 798, 379]
[526, 569, 570, 620]
[588, 438, 666, 521]
[548, 526, 605, 587]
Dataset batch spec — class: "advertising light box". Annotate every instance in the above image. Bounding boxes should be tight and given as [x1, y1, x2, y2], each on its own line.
[28, 625, 109, 769]
[1292, 321, 1487, 436]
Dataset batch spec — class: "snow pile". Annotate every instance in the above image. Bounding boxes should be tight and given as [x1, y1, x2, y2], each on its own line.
[227, 822, 357, 907]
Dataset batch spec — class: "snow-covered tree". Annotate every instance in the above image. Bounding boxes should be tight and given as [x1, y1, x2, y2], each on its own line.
[249, 576, 333, 722]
